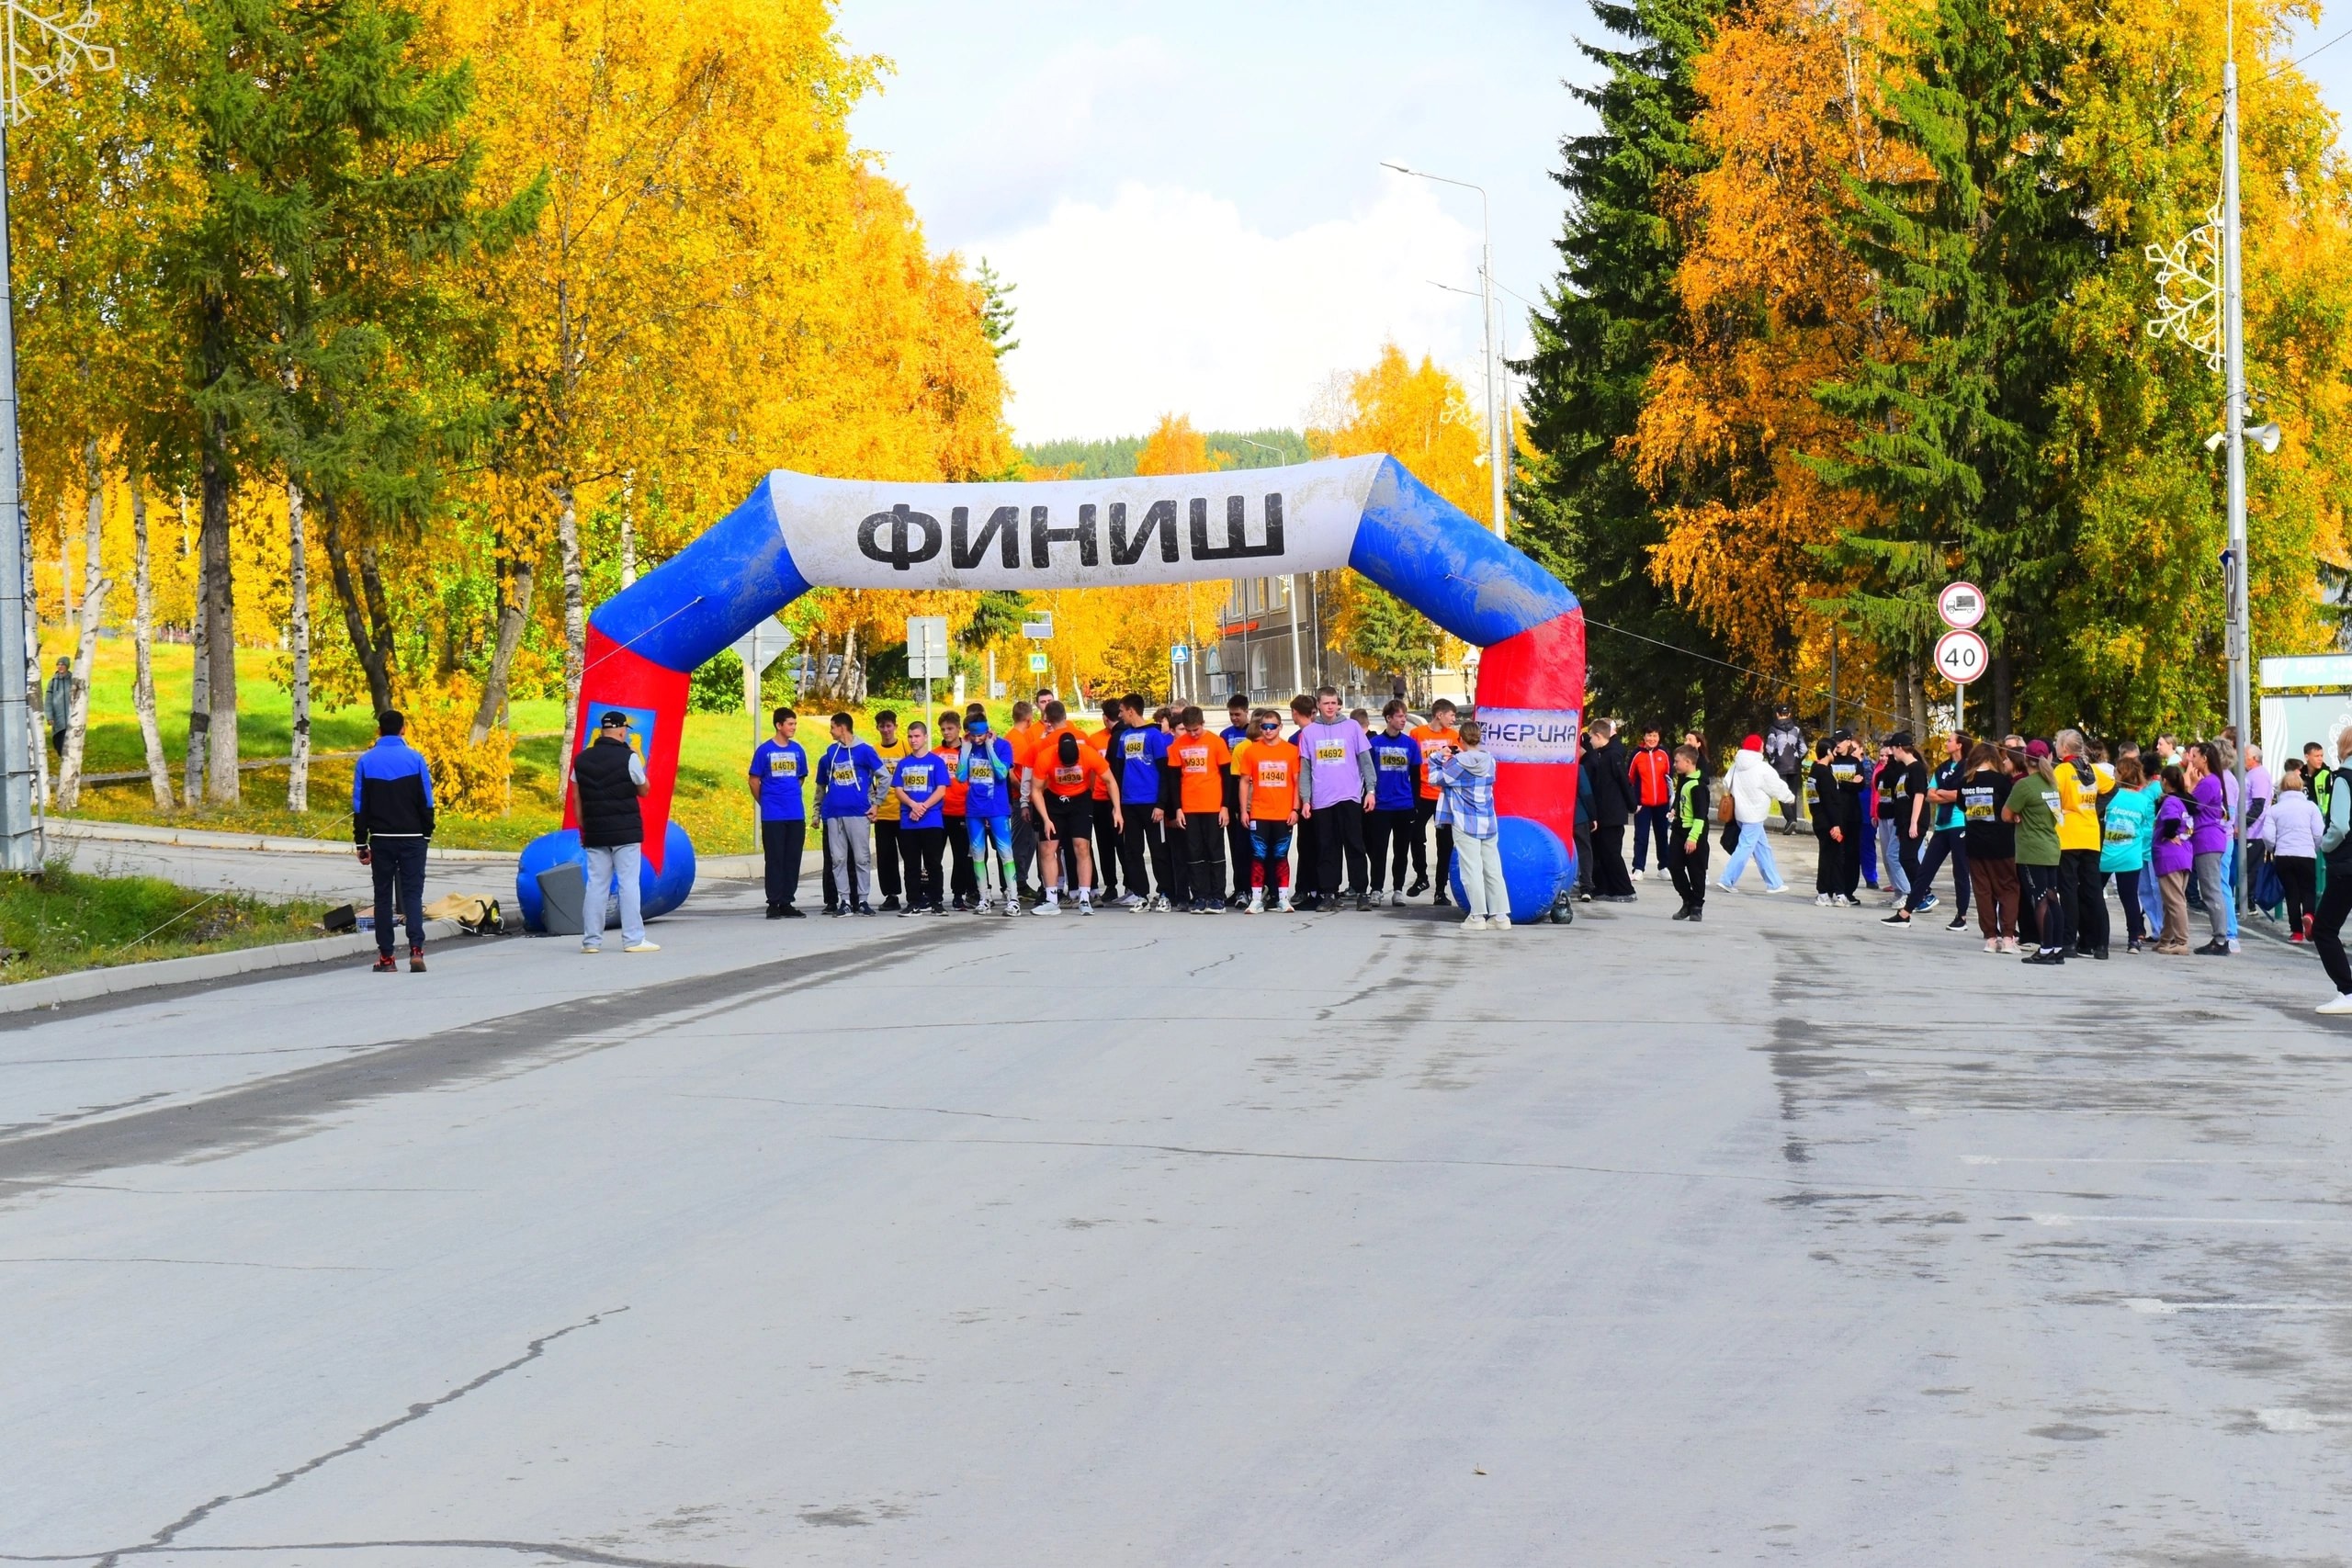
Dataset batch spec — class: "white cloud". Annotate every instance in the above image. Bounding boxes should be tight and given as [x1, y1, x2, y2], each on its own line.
[980, 180, 1487, 441]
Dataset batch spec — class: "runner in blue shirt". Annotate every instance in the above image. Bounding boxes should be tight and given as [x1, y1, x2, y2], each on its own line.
[817, 715, 885, 915]
[1365, 699, 1424, 906]
[890, 721, 952, 915]
[957, 716, 1019, 915]
[1114, 694, 1173, 909]
[745, 706, 808, 918]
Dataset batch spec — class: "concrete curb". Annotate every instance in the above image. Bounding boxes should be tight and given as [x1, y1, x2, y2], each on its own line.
[50, 818, 516, 863]
[694, 849, 834, 882]
[0, 919, 469, 1015]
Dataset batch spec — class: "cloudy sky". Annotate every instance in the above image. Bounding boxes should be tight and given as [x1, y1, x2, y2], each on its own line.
[842, 0, 2352, 445]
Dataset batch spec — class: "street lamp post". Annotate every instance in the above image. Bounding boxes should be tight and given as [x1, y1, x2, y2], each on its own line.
[1381, 162, 1507, 539]
[2146, 1, 2270, 914]
[1235, 435, 1299, 696]
[0, 4, 115, 874]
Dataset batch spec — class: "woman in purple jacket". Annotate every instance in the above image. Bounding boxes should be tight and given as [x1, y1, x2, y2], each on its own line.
[2151, 763, 2197, 955]
[2186, 742, 2233, 955]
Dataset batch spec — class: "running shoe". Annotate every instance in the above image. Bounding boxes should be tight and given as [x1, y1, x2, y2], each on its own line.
[1035, 900, 1060, 917]
[1490, 914, 1512, 930]
[372, 953, 398, 974]
[624, 941, 661, 953]
[1407, 876, 1430, 897]
[1246, 890, 1263, 913]
[1462, 914, 1489, 931]
[2316, 992, 2352, 1015]
[1079, 898, 1094, 916]
[1947, 913, 1968, 931]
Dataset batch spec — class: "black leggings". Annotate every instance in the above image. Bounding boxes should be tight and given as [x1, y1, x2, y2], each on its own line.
[2115, 867, 2147, 944]
[2278, 856, 2317, 932]
[2020, 862, 2069, 953]
[2063, 850, 2108, 953]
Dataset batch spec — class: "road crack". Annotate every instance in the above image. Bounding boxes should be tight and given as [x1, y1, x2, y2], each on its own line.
[17, 1307, 633, 1568]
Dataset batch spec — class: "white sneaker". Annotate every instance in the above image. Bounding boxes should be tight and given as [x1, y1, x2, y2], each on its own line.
[2317, 993, 2352, 1015]
[1631, 869, 1644, 883]
[623, 941, 660, 953]
[1490, 914, 1512, 930]
[1001, 897, 1018, 917]
[1079, 897, 1094, 916]
[1277, 897, 1295, 912]
[580, 942, 602, 953]
[976, 897, 993, 914]
[1246, 890, 1263, 913]
[1815, 893, 1832, 907]
[1983, 938, 1998, 953]
[1462, 914, 1489, 930]
[1035, 899, 1060, 917]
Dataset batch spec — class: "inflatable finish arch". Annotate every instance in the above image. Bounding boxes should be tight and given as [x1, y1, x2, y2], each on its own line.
[519, 457, 1586, 925]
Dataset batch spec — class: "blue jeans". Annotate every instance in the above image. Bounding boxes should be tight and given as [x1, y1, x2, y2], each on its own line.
[1876, 818, 1911, 896]
[582, 842, 644, 947]
[368, 836, 429, 954]
[1718, 821, 1784, 890]
[2222, 840, 2241, 940]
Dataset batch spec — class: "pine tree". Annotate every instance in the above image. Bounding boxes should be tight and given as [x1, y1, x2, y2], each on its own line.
[1808, 0, 2094, 735]
[1520, 0, 1750, 738]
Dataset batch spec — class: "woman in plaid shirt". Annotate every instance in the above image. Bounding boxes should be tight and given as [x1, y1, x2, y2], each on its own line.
[1433, 721, 1505, 929]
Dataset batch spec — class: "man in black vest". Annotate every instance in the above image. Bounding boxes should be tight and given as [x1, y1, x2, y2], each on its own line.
[572, 711, 659, 953]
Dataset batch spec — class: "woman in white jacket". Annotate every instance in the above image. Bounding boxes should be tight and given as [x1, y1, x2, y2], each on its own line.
[1720, 735, 1797, 893]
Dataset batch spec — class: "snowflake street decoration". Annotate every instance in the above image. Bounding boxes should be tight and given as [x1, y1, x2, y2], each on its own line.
[2145, 205, 2223, 374]
[4, 3, 114, 124]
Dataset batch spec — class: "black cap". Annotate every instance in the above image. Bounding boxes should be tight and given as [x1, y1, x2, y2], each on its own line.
[599, 711, 631, 729]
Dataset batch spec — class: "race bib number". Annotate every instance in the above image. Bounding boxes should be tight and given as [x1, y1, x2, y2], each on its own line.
[1257, 760, 1290, 789]
[1962, 789, 1995, 822]
[769, 753, 797, 777]
[1178, 745, 1210, 773]
[1123, 733, 1148, 760]
[831, 760, 856, 784]
[1314, 741, 1346, 765]
[1831, 761, 1858, 782]
[2104, 820, 2135, 843]
[2041, 791, 2063, 814]
[1377, 750, 1408, 771]
[968, 761, 994, 784]
[1054, 765, 1084, 790]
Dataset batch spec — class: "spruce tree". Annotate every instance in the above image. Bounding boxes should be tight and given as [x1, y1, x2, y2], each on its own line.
[1809, 0, 2093, 734]
[1520, 0, 1747, 736]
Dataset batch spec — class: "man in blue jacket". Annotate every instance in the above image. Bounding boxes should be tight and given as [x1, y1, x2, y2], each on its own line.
[353, 710, 436, 974]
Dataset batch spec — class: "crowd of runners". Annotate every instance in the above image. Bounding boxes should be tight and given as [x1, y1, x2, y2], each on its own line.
[745, 687, 1532, 924]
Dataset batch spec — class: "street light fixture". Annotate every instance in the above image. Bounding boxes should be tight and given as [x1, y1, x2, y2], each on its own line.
[1381, 161, 1508, 539]
[1234, 434, 1302, 697]
[2145, 0, 2264, 911]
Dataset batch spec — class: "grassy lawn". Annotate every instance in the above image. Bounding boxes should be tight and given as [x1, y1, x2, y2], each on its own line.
[58, 639, 1031, 854]
[0, 863, 334, 984]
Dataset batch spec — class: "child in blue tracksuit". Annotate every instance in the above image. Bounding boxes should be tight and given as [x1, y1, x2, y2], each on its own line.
[1365, 700, 1422, 906]
[957, 716, 1019, 914]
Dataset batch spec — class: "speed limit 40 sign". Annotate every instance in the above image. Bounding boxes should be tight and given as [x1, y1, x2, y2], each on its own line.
[1934, 628, 1988, 685]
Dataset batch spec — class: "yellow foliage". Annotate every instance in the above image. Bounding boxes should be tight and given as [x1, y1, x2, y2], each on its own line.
[405, 675, 514, 816]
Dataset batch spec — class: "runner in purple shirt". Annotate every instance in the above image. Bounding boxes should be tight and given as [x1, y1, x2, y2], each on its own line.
[1295, 686, 1378, 911]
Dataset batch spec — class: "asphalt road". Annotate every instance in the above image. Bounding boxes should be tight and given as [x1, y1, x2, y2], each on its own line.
[3, 865, 2349, 1566]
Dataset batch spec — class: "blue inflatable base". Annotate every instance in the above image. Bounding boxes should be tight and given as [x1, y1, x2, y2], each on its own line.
[1449, 817, 1574, 924]
[516, 823, 696, 932]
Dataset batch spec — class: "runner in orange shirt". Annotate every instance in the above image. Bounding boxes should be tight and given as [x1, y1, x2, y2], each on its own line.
[1409, 698, 1462, 905]
[1169, 705, 1232, 913]
[1006, 699, 1044, 903]
[1087, 698, 1124, 902]
[1029, 700, 1114, 914]
[1233, 707, 1301, 913]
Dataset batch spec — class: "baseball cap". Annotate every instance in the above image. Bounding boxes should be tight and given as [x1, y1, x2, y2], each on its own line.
[599, 711, 631, 730]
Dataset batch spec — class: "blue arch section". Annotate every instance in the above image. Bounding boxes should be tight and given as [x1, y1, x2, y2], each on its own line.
[1351, 458, 1578, 642]
[595, 475, 811, 672]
